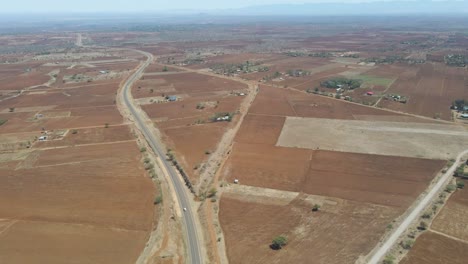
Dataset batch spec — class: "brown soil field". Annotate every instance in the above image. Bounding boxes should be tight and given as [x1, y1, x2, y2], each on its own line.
[234, 114, 285, 145]
[35, 125, 134, 148]
[138, 72, 246, 96]
[378, 63, 468, 121]
[249, 85, 402, 120]
[0, 70, 51, 91]
[219, 193, 399, 264]
[0, 220, 148, 264]
[0, 141, 156, 263]
[163, 122, 227, 181]
[2, 82, 119, 110]
[0, 105, 123, 133]
[142, 95, 242, 122]
[430, 180, 468, 241]
[222, 143, 445, 207]
[400, 231, 468, 264]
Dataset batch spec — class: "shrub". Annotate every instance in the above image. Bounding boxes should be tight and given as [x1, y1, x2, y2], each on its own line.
[421, 212, 432, 219]
[0, 119, 8, 126]
[383, 255, 395, 264]
[271, 236, 287, 250]
[312, 204, 321, 212]
[445, 184, 456, 193]
[104, 123, 109, 128]
[71, 129, 78, 134]
[140, 147, 147, 153]
[418, 221, 428, 231]
[401, 239, 414, 250]
[208, 187, 217, 198]
[457, 180, 465, 189]
[154, 195, 163, 205]
[9, 107, 15, 112]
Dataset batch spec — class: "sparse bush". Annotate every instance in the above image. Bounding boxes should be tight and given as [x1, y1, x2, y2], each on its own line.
[208, 187, 217, 198]
[401, 239, 414, 250]
[154, 195, 163, 205]
[421, 212, 432, 219]
[205, 150, 211, 155]
[144, 163, 154, 170]
[383, 255, 395, 264]
[104, 123, 109, 128]
[270, 236, 287, 250]
[418, 221, 428, 231]
[144, 157, 151, 164]
[9, 107, 15, 112]
[445, 184, 456, 193]
[71, 129, 78, 134]
[312, 204, 321, 212]
[140, 147, 147, 153]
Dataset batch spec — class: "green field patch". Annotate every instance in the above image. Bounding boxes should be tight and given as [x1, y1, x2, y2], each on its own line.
[356, 74, 396, 88]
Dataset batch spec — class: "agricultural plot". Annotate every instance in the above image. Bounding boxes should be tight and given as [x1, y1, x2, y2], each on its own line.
[377, 63, 468, 121]
[277, 117, 468, 159]
[135, 71, 248, 182]
[400, 231, 468, 264]
[0, 141, 156, 264]
[219, 192, 399, 264]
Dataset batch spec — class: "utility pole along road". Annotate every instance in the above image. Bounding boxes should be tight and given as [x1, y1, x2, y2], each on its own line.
[368, 149, 468, 264]
[119, 50, 203, 264]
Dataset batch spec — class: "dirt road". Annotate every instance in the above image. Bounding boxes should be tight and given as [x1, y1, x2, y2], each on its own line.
[367, 149, 468, 264]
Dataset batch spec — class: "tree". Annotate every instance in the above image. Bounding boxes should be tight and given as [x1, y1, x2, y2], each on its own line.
[162, 66, 168, 72]
[104, 123, 109, 128]
[271, 236, 287, 250]
[457, 180, 465, 189]
[418, 221, 428, 231]
[9, 107, 15, 113]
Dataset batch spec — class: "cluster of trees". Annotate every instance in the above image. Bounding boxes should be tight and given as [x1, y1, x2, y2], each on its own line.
[287, 69, 311, 77]
[211, 61, 269, 75]
[262, 71, 282, 81]
[284, 51, 332, 58]
[167, 150, 195, 194]
[451, 99, 467, 110]
[445, 54, 467, 67]
[321, 77, 362, 90]
[363, 56, 425, 65]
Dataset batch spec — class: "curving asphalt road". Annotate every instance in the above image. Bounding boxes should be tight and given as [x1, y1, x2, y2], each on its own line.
[119, 50, 203, 264]
[368, 149, 468, 264]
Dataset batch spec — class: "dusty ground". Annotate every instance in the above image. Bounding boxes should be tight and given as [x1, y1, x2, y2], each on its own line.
[400, 231, 468, 264]
[277, 117, 468, 159]
[219, 188, 400, 264]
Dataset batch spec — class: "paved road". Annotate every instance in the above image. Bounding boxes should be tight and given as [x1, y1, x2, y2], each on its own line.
[119, 50, 203, 264]
[368, 149, 468, 264]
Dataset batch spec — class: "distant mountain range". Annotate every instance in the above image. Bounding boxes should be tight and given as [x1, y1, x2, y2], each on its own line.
[215, 1, 468, 16]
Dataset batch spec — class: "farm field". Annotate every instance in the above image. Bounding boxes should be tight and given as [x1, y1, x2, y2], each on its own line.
[403, 181, 468, 263]
[134, 70, 249, 183]
[376, 63, 468, 121]
[0, 45, 158, 263]
[400, 231, 468, 264]
[218, 82, 448, 263]
[219, 190, 399, 264]
[277, 117, 468, 159]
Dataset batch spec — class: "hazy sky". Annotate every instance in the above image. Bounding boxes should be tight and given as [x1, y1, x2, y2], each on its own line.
[1, 0, 439, 12]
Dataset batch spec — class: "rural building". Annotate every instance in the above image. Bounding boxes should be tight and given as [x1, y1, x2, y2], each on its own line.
[167, 96, 177, 102]
[460, 114, 468, 119]
[366, 91, 374, 96]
